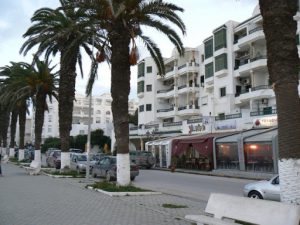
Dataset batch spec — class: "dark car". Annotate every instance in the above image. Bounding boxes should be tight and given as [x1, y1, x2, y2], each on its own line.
[91, 156, 139, 181]
[46, 150, 61, 169]
[129, 151, 155, 169]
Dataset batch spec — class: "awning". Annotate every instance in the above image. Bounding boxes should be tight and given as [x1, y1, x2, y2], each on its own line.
[215, 128, 269, 143]
[172, 132, 236, 159]
[244, 128, 277, 142]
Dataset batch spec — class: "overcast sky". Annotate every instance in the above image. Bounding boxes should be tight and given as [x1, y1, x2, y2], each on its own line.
[0, 0, 257, 99]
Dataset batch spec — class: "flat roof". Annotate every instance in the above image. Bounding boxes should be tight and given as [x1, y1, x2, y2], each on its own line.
[244, 128, 277, 142]
[215, 129, 268, 143]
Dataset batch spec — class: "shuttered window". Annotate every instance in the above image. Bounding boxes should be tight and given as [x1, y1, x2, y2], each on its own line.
[214, 28, 227, 51]
[215, 54, 228, 72]
[137, 81, 144, 93]
[204, 38, 213, 59]
[205, 62, 214, 79]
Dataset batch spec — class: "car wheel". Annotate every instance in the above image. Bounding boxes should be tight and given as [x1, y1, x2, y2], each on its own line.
[248, 191, 263, 199]
[130, 176, 135, 181]
[106, 171, 112, 182]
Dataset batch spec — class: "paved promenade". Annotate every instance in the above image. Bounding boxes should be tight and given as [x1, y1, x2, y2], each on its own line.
[0, 163, 206, 225]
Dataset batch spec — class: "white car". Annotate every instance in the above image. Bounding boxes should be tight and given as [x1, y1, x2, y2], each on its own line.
[243, 175, 280, 201]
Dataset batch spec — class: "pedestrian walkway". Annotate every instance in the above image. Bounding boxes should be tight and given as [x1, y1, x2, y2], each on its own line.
[0, 163, 206, 225]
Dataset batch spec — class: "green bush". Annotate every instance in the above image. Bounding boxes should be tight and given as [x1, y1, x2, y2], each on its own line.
[88, 181, 151, 192]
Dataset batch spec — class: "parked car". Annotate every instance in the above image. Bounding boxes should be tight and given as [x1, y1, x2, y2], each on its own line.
[70, 148, 84, 154]
[243, 175, 280, 201]
[91, 156, 139, 181]
[46, 150, 61, 169]
[46, 148, 59, 157]
[129, 150, 155, 169]
[70, 153, 98, 173]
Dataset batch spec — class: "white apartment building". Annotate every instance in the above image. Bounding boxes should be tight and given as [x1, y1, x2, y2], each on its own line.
[131, 5, 300, 141]
[29, 93, 138, 143]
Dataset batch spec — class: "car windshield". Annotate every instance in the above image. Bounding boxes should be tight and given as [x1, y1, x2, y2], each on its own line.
[77, 155, 87, 161]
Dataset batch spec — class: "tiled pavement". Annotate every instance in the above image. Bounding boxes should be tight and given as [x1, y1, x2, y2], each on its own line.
[0, 163, 206, 225]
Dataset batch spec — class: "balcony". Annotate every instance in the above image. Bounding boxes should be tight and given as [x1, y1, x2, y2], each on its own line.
[235, 85, 274, 104]
[156, 86, 175, 98]
[235, 27, 264, 49]
[177, 62, 200, 76]
[215, 68, 228, 78]
[177, 105, 200, 116]
[187, 118, 203, 124]
[156, 107, 175, 118]
[250, 108, 277, 117]
[215, 113, 242, 121]
[235, 55, 267, 76]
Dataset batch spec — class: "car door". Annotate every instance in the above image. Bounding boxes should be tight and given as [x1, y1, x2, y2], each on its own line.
[264, 176, 280, 201]
[99, 158, 109, 177]
[93, 160, 101, 175]
[70, 155, 76, 170]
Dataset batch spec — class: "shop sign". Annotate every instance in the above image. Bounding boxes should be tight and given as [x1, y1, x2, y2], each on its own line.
[215, 120, 236, 130]
[188, 123, 206, 134]
[253, 116, 277, 127]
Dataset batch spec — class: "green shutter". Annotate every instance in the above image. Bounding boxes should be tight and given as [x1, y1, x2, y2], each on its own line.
[205, 62, 214, 79]
[214, 28, 227, 51]
[204, 39, 213, 59]
[137, 81, 144, 93]
[138, 62, 145, 78]
[215, 54, 228, 72]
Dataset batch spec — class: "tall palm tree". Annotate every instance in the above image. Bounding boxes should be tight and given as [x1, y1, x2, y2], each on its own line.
[0, 104, 10, 156]
[259, 0, 300, 204]
[78, 0, 185, 185]
[9, 108, 18, 157]
[20, 0, 104, 168]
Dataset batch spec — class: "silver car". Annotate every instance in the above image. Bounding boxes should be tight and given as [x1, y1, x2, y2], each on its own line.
[243, 175, 280, 201]
[70, 153, 98, 173]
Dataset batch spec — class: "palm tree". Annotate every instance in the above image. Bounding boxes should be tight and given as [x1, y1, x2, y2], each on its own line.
[259, 1, 300, 204]
[0, 104, 10, 156]
[9, 108, 18, 157]
[78, 0, 185, 185]
[20, 0, 104, 168]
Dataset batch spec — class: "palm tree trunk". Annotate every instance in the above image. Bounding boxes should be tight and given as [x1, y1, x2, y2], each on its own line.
[59, 49, 78, 169]
[259, 0, 300, 204]
[110, 27, 131, 186]
[34, 91, 46, 164]
[1, 109, 10, 155]
[9, 109, 18, 157]
[18, 101, 27, 161]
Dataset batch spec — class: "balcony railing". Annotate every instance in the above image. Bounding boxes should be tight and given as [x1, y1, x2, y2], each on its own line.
[129, 126, 138, 130]
[250, 55, 267, 62]
[249, 26, 263, 34]
[178, 84, 187, 90]
[157, 107, 174, 113]
[145, 124, 159, 129]
[215, 113, 242, 121]
[163, 121, 183, 127]
[178, 64, 187, 70]
[251, 85, 271, 91]
[165, 67, 174, 73]
[178, 106, 187, 111]
[157, 87, 174, 93]
[187, 118, 203, 124]
[250, 109, 277, 117]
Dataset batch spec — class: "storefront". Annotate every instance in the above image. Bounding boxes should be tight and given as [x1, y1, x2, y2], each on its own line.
[214, 127, 278, 173]
[171, 133, 234, 171]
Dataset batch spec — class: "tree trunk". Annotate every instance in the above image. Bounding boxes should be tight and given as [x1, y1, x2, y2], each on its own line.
[10, 109, 18, 148]
[34, 91, 46, 164]
[59, 48, 78, 169]
[259, 0, 300, 204]
[110, 25, 131, 186]
[18, 101, 27, 161]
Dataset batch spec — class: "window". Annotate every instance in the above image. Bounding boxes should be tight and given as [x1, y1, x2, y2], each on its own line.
[215, 53, 228, 72]
[146, 104, 152, 111]
[205, 62, 214, 79]
[48, 125, 52, 133]
[96, 110, 101, 114]
[139, 105, 144, 112]
[96, 117, 101, 123]
[146, 66, 152, 73]
[137, 81, 145, 93]
[146, 85, 152, 92]
[105, 100, 111, 106]
[48, 115, 52, 123]
[214, 27, 227, 51]
[96, 99, 102, 105]
[201, 96, 208, 105]
[220, 87, 226, 97]
[218, 113, 225, 120]
[138, 62, 145, 78]
[79, 130, 85, 134]
[106, 111, 110, 115]
[200, 75, 205, 86]
[204, 38, 213, 59]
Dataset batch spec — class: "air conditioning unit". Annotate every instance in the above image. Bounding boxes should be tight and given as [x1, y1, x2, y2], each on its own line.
[261, 98, 268, 104]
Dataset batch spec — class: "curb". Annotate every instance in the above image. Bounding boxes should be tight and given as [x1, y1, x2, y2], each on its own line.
[87, 186, 162, 197]
[42, 172, 73, 178]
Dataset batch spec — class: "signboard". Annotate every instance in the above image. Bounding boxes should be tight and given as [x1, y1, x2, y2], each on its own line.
[253, 116, 277, 128]
[215, 120, 237, 130]
[188, 123, 206, 134]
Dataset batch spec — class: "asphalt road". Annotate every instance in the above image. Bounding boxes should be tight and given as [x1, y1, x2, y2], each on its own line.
[134, 169, 255, 201]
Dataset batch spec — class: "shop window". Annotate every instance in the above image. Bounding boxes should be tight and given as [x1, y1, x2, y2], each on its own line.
[216, 143, 239, 169]
[244, 142, 274, 172]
